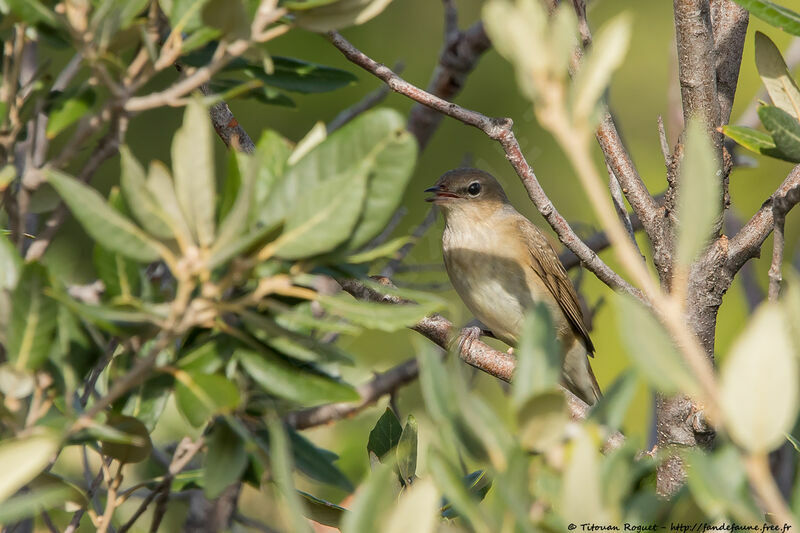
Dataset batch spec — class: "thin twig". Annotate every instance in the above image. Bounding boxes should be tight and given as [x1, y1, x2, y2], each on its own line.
[381, 206, 439, 278]
[606, 161, 642, 259]
[327, 62, 403, 133]
[326, 31, 642, 301]
[657, 116, 671, 168]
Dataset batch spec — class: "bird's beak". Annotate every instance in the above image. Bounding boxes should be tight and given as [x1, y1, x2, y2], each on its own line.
[424, 185, 458, 203]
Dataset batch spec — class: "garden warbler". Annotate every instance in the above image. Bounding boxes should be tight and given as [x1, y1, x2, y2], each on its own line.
[425, 168, 602, 405]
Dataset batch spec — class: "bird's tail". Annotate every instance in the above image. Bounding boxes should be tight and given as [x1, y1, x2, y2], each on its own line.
[562, 337, 602, 406]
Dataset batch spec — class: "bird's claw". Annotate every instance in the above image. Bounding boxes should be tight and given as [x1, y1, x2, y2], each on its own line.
[457, 326, 482, 353]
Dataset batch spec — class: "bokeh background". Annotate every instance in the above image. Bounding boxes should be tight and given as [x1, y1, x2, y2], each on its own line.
[41, 0, 799, 527]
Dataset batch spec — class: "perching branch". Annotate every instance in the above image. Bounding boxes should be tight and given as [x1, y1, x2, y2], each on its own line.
[325, 30, 643, 301]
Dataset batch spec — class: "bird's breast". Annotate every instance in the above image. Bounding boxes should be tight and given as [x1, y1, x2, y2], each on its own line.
[442, 220, 554, 345]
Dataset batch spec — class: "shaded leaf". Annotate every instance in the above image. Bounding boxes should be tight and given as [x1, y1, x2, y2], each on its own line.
[589, 369, 639, 433]
[246, 56, 357, 93]
[0, 485, 74, 523]
[299, 491, 346, 527]
[268, 419, 313, 533]
[122, 374, 173, 431]
[93, 188, 141, 299]
[172, 98, 216, 247]
[7, 263, 57, 371]
[385, 478, 439, 533]
[759, 105, 800, 162]
[46, 88, 96, 139]
[720, 302, 798, 453]
[367, 408, 402, 461]
[145, 161, 195, 244]
[204, 421, 248, 498]
[236, 348, 359, 405]
[288, 429, 354, 492]
[47, 169, 163, 262]
[100, 415, 152, 464]
[428, 450, 487, 527]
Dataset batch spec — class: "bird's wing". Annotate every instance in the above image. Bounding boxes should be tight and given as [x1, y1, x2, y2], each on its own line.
[514, 217, 595, 354]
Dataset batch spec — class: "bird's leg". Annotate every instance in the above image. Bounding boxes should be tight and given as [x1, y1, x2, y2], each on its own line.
[457, 325, 483, 354]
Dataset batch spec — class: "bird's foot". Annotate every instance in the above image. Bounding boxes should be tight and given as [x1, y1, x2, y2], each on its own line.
[457, 326, 482, 353]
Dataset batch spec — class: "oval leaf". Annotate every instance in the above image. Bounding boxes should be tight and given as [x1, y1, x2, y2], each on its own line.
[174, 371, 240, 427]
[758, 105, 800, 163]
[7, 263, 57, 371]
[0, 429, 61, 502]
[720, 303, 798, 453]
[754, 31, 800, 119]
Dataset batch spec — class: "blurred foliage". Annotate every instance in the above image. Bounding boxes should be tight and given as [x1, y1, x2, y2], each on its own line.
[0, 0, 798, 531]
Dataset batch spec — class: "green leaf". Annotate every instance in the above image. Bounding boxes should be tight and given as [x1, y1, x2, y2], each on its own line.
[588, 369, 639, 433]
[5, 0, 58, 27]
[298, 491, 346, 528]
[7, 263, 57, 371]
[512, 303, 560, 408]
[122, 374, 173, 431]
[571, 14, 631, 122]
[367, 408, 403, 462]
[174, 371, 240, 427]
[340, 463, 394, 533]
[172, 98, 216, 247]
[340, 110, 417, 250]
[288, 429, 354, 492]
[418, 345, 458, 424]
[273, 171, 368, 259]
[206, 220, 281, 270]
[236, 348, 359, 405]
[268, 419, 313, 533]
[720, 302, 799, 453]
[246, 57, 357, 94]
[93, 188, 141, 300]
[204, 420, 248, 499]
[428, 450, 487, 528]
[676, 118, 722, 268]
[720, 125, 781, 157]
[0, 485, 74, 524]
[252, 130, 292, 224]
[561, 428, 608, 523]
[758, 105, 800, 163]
[292, 0, 394, 32]
[616, 293, 700, 395]
[319, 293, 442, 332]
[201, 0, 249, 39]
[439, 470, 492, 519]
[396, 415, 418, 484]
[46, 169, 163, 262]
[99, 414, 153, 464]
[385, 478, 439, 533]
[731, 0, 800, 38]
[754, 31, 800, 119]
[119, 146, 174, 239]
[344, 236, 411, 264]
[0, 429, 61, 502]
[517, 391, 569, 452]
[146, 161, 195, 244]
[0, 232, 22, 290]
[46, 88, 96, 139]
[213, 152, 255, 253]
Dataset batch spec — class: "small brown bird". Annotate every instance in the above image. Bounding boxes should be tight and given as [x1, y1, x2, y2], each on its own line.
[426, 168, 601, 405]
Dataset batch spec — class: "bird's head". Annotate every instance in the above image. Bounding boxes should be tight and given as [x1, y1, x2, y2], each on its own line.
[425, 168, 510, 220]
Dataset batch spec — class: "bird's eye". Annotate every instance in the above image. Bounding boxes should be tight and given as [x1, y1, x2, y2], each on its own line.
[467, 181, 481, 196]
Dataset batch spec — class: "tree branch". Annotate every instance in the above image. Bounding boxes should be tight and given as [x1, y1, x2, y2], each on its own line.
[326, 31, 643, 301]
[710, 0, 748, 126]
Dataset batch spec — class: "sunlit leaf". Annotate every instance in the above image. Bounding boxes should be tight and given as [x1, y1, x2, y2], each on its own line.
[721, 302, 798, 453]
[174, 371, 240, 427]
[47, 169, 163, 262]
[561, 428, 607, 523]
[396, 415, 418, 484]
[268, 419, 313, 533]
[7, 263, 57, 371]
[0, 429, 61, 503]
[517, 391, 569, 452]
[676, 119, 722, 268]
[340, 463, 394, 533]
[616, 293, 700, 395]
[754, 31, 800, 119]
[513, 303, 560, 408]
[292, 0, 394, 32]
[720, 125, 780, 157]
[731, 0, 800, 37]
[385, 478, 439, 533]
[319, 292, 443, 332]
[119, 146, 174, 239]
[46, 88, 96, 139]
[571, 14, 631, 122]
[0, 232, 22, 290]
[172, 98, 216, 247]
